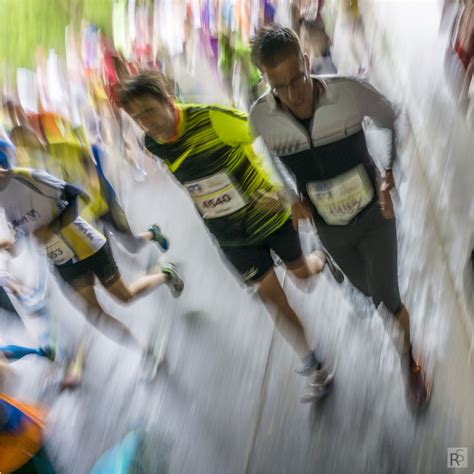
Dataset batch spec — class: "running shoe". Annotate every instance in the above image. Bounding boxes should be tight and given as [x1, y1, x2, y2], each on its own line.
[296, 351, 321, 376]
[317, 249, 344, 284]
[148, 224, 169, 252]
[300, 366, 335, 403]
[162, 263, 184, 298]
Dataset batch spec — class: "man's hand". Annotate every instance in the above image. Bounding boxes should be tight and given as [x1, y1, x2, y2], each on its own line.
[252, 190, 287, 214]
[380, 169, 395, 192]
[291, 199, 313, 230]
[378, 169, 395, 219]
[0, 271, 30, 297]
[3, 277, 23, 297]
[33, 225, 54, 245]
[0, 238, 14, 252]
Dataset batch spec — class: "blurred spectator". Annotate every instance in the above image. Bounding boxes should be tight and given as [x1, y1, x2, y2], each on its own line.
[444, 2, 473, 115]
[0, 390, 55, 473]
[300, 18, 337, 74]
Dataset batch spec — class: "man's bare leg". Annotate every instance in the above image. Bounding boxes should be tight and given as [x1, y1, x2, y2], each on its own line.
[257, 268, 313, 358]
[73, 283, 145, 351]
[256, 268, 333, 401]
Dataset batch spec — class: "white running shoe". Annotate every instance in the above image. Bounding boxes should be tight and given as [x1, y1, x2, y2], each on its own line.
[162, 263, 184, 298]
[300, 366, 335, 403]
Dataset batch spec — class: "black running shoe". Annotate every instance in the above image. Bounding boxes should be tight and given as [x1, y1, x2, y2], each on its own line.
[317, 249, 344, 284]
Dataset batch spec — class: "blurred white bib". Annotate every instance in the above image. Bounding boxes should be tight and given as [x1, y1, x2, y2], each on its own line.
[185, 172, 246, 219]
[307, 164, 374, 225]
[45, 234, 75, 264]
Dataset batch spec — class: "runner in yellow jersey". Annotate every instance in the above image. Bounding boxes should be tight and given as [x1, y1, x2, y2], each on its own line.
[119, 71, 344, 402]
[0, 166, 183, 379]
[7, 103, 170, 255]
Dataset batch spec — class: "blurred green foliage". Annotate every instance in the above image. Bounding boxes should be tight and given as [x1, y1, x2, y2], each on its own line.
[0, 0, 112, 69]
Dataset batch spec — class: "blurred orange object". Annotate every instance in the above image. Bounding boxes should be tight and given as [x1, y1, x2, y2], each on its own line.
[0, 393, 47, 473]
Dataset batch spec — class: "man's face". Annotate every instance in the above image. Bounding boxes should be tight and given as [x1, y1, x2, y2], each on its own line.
[261, 53, 314, 120]
[125, 95, 176, 141]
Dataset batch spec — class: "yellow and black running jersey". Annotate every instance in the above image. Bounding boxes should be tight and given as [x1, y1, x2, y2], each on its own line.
[145, 104, 290, 246]
[10, 119, 109, 224]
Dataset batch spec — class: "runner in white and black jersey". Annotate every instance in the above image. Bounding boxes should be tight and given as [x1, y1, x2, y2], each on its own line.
[249, 25, 431, 410]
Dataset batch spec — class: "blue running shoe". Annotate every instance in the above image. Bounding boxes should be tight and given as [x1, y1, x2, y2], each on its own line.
[148, 224, 169, 252]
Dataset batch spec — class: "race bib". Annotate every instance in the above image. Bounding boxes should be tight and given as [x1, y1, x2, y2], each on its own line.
[45, 234, 75, 264]
[306, 164, 374, 225]
[185, 172, 247, 219]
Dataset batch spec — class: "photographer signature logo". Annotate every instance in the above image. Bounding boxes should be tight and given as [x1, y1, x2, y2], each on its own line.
[448, 447, 468, 468]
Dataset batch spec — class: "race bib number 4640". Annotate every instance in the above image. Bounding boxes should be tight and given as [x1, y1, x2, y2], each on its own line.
[306, 164, 374, 225]
[185, 172, 246, 219]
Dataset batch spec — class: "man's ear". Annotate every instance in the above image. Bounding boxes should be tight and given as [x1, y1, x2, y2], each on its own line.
[303, 53, 310, 73]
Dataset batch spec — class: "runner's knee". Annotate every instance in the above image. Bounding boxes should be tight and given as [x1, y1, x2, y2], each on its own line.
[112, 288, 134, 304]
[288, 264, 312, 280]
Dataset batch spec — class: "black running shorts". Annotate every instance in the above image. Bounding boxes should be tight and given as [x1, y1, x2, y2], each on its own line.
[55, 242, 121, 288]
[221, 219, 303, 283]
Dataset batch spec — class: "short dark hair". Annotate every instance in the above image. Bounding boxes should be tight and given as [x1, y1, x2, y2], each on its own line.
[118, 71, 173, 107]
[250, 25, 302, 69]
